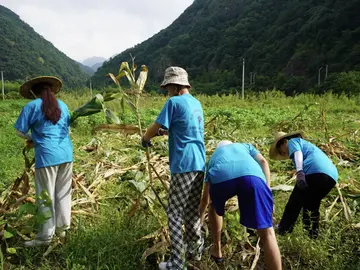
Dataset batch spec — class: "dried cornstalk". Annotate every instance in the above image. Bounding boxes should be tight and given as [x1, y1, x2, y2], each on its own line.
[150, 164, 169, 192]
[250, 238, 261, 270]
[336, 184, 351, 221]
[325, 196, 339, 222]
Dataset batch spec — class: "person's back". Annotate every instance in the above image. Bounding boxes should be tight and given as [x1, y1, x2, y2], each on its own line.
[207, 143, 266, 184]
[288, 138, 338, 181]
[201, 141, 282, 270]
[165, 94, 205, 173]
[16, 98, 72, 168]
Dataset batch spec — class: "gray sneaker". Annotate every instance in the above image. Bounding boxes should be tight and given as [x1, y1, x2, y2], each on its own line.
[24, 239, 50, 247]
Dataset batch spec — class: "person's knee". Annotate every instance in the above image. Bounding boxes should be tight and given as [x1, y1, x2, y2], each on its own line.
[257, 227, 275, 241]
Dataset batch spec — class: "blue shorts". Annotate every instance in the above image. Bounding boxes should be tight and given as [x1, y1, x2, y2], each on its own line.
[209, 175, 273, 230]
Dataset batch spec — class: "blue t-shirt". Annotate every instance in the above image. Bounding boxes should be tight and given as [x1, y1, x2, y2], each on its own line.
[205, 143, 266, 184]
[14, 98, 73, 169]
[155, 94, 205, 174]
[288, 138, 338, 182]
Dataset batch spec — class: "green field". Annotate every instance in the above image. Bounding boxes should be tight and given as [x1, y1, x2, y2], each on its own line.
[1, 91, 360, 269]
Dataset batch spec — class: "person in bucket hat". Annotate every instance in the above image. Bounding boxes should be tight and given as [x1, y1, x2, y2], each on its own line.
[269, 131, 338, 238]
[142, 67, 205, 270]
[15, 76, 73, 247]
[199, 140, 282, 269]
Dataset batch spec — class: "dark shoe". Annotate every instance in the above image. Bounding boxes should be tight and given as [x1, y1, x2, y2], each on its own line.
[211, 254, 224, 264]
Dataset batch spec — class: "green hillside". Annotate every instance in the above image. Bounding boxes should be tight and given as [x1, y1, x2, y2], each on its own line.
[91, 0, 360, 94]
[0, 5, 89, 88]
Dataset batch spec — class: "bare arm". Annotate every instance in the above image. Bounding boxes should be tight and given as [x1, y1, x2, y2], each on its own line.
[200, 182, 210, 225]
[254, 153, 271, 187]
[143, 122, 162, 141]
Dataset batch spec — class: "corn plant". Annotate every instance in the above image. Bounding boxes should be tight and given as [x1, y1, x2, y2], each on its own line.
[105, 59, 169, 216]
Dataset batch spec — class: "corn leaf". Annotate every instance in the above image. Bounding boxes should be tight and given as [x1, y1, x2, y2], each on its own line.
[118, 62, 135, 85]
[105, 109, 120, 124]
[115, 70, 128, 80]
[136, 65, 148, 92]
[71, 94, 104, 122]
[107, 73, 120, 88]
[125, 97, 137, 114]
[129, 180, 146, 193]
[4, 230, 14, 239]
[120, 96, 125, 113]
[103, 91, 123, 102]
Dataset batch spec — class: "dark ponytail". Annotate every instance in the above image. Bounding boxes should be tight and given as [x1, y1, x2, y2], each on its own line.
[32, 83, 61, 124]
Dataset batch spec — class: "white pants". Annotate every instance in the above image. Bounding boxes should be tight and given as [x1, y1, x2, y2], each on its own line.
[34, 162, 72, 241]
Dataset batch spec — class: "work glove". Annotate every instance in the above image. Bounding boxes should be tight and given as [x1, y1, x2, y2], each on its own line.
[141, 137, 153, 148]
[296, 170, 308, 190]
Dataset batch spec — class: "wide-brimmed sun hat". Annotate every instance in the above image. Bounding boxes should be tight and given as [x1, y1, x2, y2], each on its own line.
[269, 130, 305, 160]
[216, 140, 233, 149]
[20, 76, 62, 99]
[160, 66, 191, 89]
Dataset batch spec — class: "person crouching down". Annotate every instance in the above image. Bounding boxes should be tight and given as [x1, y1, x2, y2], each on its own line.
[14, 76, 73, 247]
[200, 140, 282, 270]
[269, 131, 338, 238]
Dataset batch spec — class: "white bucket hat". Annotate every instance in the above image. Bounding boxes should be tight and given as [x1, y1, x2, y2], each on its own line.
[216, 140, 233, 149]
[269, 131, 304, 160]
[160, 66, 191, 89]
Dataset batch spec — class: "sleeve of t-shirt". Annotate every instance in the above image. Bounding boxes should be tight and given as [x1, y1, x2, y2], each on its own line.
[288, 139, 302, 158]
[65, 103, 71, 127]
[14, 105, 31, 134]
[245, 143, 259, 158]
[155, 99, 175, 129]
[204, 165, 210, 183]
[204, 159, 213, 183]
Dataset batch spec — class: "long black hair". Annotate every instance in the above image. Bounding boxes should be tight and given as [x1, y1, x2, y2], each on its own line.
[32, 83, 61, 124]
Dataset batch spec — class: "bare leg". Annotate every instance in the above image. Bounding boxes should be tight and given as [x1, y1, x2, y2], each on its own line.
[208, 203, 223, 258]
[257, 227, 282, 270]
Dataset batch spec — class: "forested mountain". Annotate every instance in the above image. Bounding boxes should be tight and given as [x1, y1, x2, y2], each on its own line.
[82, 57, 106, 72]
[91, 0, 360, 94]
[77, 62, 95, 76]
[0, 5, 89, 88]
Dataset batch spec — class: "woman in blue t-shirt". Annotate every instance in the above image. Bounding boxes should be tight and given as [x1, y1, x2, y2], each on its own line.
[14, 76, 73, 247]
[200, 140, 282, 270]
[269, 131, 337, 238]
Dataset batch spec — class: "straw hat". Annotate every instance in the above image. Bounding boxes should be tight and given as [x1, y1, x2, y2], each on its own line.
[20, 76, 62, 99]
[269, 131, 304, 160]
[160, 67, 191, 89]
[216, 140, 233, 149]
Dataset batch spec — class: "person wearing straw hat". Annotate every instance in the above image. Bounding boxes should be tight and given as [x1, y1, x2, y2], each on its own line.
[14, 76, 73, 247]
[199, 140, 282, 270]
[143, 67, 205, 270]
[269, 131, 338, 238]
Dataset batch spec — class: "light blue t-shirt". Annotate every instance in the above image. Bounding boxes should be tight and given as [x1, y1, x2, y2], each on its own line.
[205, 143, 266, 184]
[155, 94, 205, 174]
[288, 138, 338, 182]
[14, 98, 73, 169]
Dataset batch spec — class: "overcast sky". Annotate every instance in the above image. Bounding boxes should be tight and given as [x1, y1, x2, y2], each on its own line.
[1, 0, 193, 63]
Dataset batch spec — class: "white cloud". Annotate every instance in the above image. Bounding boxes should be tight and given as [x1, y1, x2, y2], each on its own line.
[0, 0, 193, 62]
